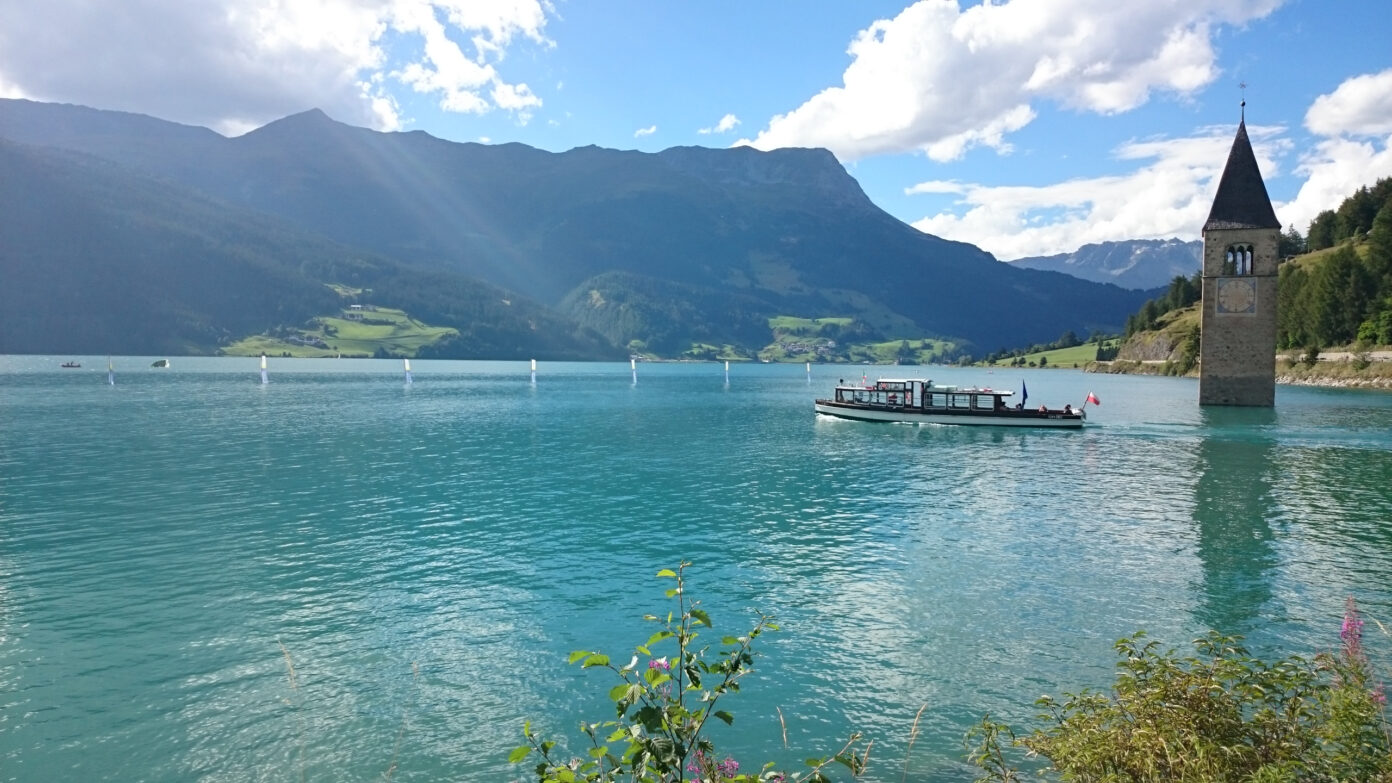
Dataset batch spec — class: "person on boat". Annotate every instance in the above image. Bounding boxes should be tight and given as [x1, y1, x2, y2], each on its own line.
[1063, 404, 1073, 415]
[1038, 404, 1048, 413]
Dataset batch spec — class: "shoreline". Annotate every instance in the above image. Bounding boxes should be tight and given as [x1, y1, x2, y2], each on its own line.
[1086, 354, 1392, 391]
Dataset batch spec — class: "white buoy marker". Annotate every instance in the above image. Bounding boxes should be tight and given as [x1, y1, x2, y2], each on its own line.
[260, 354, 268, 385]
[531, 358, 537, 385]
[404, 357, 413, 385]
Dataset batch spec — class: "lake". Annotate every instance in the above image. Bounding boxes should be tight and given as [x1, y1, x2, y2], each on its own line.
[2, 356, 1390, 781]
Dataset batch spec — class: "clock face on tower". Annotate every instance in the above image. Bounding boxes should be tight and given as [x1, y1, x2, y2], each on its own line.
[1217, 277, 1257, 314]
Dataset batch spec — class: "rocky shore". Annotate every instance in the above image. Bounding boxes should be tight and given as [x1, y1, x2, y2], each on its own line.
[1087, 351, 1392, 390]
[1274, 353, 1392, 389]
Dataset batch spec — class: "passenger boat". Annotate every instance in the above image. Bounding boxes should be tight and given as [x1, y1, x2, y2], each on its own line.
[60, 361, 81, 368]
[814, 378, 1086, 428]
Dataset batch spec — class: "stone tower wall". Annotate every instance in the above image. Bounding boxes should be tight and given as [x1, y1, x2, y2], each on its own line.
[1198, 227, 1279, 406]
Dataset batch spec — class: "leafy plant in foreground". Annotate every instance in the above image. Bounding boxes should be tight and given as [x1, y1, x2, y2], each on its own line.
[968, 599, 1392, 781]
[511, 562, 869, 782]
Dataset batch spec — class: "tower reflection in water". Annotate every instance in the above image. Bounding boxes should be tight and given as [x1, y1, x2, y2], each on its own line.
[1190, 406, 1279, 637]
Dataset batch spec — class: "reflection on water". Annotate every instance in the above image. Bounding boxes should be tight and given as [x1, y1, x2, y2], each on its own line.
[1191, 407, 1279, 636]
[1, 359, 1391, 781]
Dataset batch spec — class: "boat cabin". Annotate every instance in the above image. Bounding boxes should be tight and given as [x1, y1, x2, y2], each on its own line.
[832, 379, 1014, 411]
[817, 377, 1083, 427]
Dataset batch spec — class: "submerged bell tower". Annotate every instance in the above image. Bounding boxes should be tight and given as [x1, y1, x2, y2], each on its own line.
[1199, 106, 1281, 406]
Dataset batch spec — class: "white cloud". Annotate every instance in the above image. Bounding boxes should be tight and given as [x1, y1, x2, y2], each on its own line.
[1304, 68, 1392, 137]
[0, 0, 552, 135]
[388, 0, 548, 121]
[1276, 70, 1392, 230]
[0, 73, 27, 100]
[905, 180, 966, 195]
[698, 113, 740, 135]
[491, 80, 541, 116]
[634, 125, 657, 138]
[739, 0, 1281, 161]
[909, 125, 1288, 260]
[924, 104, 1034, 162]
[1278, 136, 1392, 231]
[363, 85, 404, 132]
[911, 68, 1392, 257]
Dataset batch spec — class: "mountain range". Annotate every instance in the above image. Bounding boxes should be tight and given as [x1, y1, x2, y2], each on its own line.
[0, 99, 1155, 359]
[1008, 239, 1201, 290]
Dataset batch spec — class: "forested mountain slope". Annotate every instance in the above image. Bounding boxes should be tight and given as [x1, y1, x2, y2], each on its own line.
[1, 99, 1152, 356]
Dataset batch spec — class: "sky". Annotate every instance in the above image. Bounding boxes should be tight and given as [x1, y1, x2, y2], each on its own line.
[2, 0, 1390, 261]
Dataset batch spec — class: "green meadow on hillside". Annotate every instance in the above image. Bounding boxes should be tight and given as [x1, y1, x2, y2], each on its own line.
[223, 306, 457, 358]
[757, 316, 963, 364]
[983, 339, 1125, 369]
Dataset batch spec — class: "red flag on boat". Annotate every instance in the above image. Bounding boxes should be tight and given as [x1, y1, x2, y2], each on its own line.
[1086, 392, 1101, 406]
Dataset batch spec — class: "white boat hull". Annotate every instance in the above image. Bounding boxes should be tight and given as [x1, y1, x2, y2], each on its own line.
[814, 400, 1085, 428]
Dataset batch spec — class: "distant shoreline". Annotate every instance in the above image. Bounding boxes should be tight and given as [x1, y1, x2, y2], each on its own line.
[1087, 352, 1392, 390]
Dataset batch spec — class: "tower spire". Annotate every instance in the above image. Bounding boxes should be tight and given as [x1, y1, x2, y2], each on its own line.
[1203, 119, 1279, 232]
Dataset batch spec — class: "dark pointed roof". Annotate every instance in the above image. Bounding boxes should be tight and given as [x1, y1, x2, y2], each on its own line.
[1204, 121, 1281, 232]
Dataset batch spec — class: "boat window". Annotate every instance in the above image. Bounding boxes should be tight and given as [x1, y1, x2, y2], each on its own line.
[949, 394, 972, 409]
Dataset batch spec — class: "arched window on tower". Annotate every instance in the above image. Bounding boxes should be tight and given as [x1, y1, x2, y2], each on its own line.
[1224, 244, 1254, 275]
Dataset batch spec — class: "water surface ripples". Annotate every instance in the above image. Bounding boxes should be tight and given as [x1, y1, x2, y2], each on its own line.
[3, 358, 1391, 781]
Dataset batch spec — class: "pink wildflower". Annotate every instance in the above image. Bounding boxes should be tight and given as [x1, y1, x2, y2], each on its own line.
[648, 658, 671, 672]
[1341, 596, 1366, 664]
[685, 750, 741, 780]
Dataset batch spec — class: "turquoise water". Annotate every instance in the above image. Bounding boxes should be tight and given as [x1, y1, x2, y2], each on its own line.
[2, 356, 1391, 782]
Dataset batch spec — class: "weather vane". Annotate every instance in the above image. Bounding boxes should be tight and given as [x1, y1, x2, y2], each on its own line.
[1239, 81, 1247, 120]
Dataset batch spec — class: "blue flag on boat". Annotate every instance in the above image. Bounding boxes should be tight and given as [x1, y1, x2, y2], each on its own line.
[1021, 380, 1028, 405]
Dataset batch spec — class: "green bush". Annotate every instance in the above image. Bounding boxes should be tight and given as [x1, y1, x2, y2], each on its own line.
[968, 598, 1391, 782]
[512, 563, 868, 782]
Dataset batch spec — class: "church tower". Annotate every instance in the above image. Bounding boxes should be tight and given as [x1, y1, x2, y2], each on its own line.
[1199, 113, 1281, 406]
